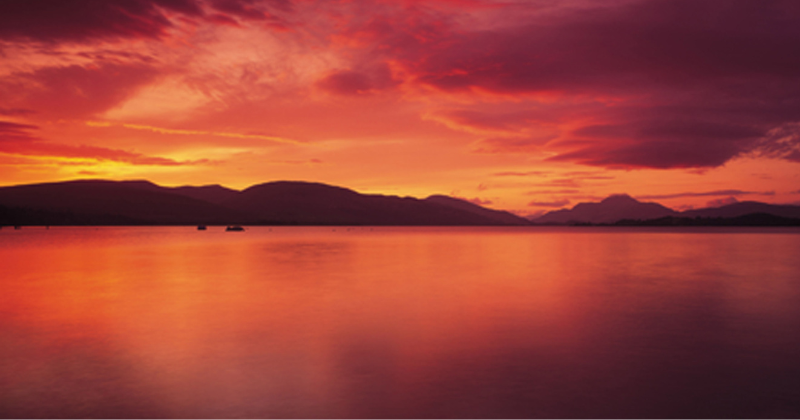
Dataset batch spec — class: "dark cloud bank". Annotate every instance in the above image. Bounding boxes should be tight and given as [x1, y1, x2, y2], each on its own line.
[2, 0, 800, 170]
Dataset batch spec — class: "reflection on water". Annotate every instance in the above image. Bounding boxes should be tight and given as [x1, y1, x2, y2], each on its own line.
[2, 226, 800, 418]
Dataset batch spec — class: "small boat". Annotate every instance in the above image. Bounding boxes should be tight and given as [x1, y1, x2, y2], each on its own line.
[14, 225, 21, 230]
[225, 225, 245, 232]
[197, 225, 207, 230]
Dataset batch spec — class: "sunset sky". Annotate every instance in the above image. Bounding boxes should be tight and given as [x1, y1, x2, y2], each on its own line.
[2, 0, 799, 215]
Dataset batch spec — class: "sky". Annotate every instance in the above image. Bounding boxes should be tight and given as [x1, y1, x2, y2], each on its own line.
[1, 0, 799, 215]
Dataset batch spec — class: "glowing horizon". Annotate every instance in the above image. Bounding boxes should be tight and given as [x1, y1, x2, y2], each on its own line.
[2, 0, 800, 216]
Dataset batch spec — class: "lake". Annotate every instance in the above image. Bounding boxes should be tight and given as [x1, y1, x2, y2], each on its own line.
[2, 226, 800, 418]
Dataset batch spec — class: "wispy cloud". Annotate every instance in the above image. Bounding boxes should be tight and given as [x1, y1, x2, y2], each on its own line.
[491, 170, 551, 177]
[87, 121, 302, 145]
[1, 120, 208, 166]
[636, 190, 775, 200]
[528, 199, 570, 208]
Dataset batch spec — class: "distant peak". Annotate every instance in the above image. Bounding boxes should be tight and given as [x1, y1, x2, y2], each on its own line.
[601, 194, 638, 204]
[120, 179, 158, 186]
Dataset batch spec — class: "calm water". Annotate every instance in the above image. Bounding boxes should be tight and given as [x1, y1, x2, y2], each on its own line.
[2, 226, 800, 418]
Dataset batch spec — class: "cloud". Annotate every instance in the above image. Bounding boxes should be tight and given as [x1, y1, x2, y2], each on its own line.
[316, 70, 375, 95]
[208, 0, 290, 29]
[0, 120, 205, 166]
[0, 0, 203, 42]
[528, 199, 570, 208]
[472, 135, 555, 154]
[117, 123, 301, 144]
[0, 108, 36, 116]
[548, 139, 746, 169]
[466, 197, 492, 206]
[549, 118, 768, 169]
[492, 171, 550, 177]
[530, 179, 582, 188]
[1, 63, 162, 119]
[7, 142, 208, 166]
[0, 121, 39, 142]
[386, 0, 800, 169]
[426, 108, 562, 136]
[4, 0, 800, 181]
[315, 63, 399, 96]
[753, 122, 800, 162]
[524, 189, 581, 195]
[411, 1, 800, 94]
[636, 190, 775, 200]
[0, 0, 295, 43]
[706, 196, 739, 208]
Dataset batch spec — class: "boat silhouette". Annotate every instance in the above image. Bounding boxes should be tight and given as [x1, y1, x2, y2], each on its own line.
[225, 225, 245, 232]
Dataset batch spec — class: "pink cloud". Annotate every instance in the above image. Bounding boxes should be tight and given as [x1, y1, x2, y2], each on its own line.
[472, 135, 556, 154]
[492, 171, 550, 177]
[467, 197, 492, 206]
[637, 190, 775, 200]
[315, 63, 399, 96]
[0, 0, 296, 43]
[0, 120, 206, 166]
[0, 0, 203, 42]
[1, 63, 161, 119]
[706, 197, 739, 208]
[380, 0, 800, 169]
[0, 108, 36, 116]
[528, 199, 571, 208]
[4, 0, 800, 177]
[0, 121, 39, 142]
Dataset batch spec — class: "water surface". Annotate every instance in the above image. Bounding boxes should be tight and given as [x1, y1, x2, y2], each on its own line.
[2, 226, 800, 418]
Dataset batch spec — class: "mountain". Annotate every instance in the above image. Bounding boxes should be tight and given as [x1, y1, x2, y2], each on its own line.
[533, 194, 677, 224]
[170, 185, 240, 205]
[0, 180, 247, 225]
[681, 201, 800, 219]
[424, 195, 528, 225]
[226, 181, 530, 225]
[615, 213, 800, 226]
[533, 194, 800, 225]
[97, 180, 241, 205]
[0, 179, 530, 226]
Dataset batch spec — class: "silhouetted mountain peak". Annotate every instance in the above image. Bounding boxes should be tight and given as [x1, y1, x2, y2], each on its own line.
[425, 195, 470, 206]
[682, 200, 800, 219]
[601, 194, 637, 204]
[424, 195, 530, 225]
[535, 193, 676, 224]
[243, 180, 360, 197]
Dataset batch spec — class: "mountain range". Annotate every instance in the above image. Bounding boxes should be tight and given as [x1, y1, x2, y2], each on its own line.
[532, 194, 800, 226]
[1, 180, 798, 226]
[0, 179, 529, 226]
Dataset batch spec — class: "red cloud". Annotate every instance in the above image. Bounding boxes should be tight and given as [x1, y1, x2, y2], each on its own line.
[636, 190, 775, 200]
[316, 71, 375, 95]
[466, 197, 492, 206]
[382, 0, 800, 169]
[472, 135, 556, 154]
[706, 197, 739, 208]
[0, 0, 292, 43]
[528, 199, 570, 208]
[0, 108, 36, 116]
[0, 0, 203, 42]
[5, 0, 800, 173]
[0, 121, 39, 142]
[0, 120, 205, 166]
[315, 63, 399, 96]
[1, 63, 161, 119]
[492, 171, 550, 177]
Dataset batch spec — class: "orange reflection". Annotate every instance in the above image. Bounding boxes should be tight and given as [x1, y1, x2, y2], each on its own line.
[2, 227, 800, 417]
